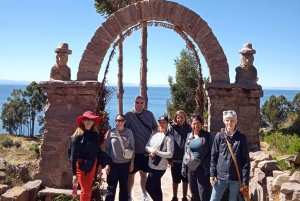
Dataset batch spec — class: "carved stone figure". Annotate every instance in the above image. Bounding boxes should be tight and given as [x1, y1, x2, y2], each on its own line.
[235, 43, 258, 85]
[50, 43, 72, 81]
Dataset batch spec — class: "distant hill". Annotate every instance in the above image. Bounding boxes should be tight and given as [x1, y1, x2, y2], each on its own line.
[0, 80, 31, 85]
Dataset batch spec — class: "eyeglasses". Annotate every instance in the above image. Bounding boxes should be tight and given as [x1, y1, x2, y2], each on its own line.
[223, 110, 236, 115]
[115, 119, 125, 123]
[84, 118, 95, 123]
[135, 101, 144, 105]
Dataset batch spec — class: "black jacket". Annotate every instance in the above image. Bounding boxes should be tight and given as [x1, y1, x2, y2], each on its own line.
[168, 123, 192, 162]
[210, 130, 250, 186]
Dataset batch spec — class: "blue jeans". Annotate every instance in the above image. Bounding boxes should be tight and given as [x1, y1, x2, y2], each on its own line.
[210, 180, 240, 201]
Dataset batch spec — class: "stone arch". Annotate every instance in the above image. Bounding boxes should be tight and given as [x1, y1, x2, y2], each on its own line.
[77, 0, 229, 84]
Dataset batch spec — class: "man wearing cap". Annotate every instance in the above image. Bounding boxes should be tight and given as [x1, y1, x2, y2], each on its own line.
[235, 43, 258, 85]
[125, 95, 158, 201]
[209, 110, 250, 201]
[50, 42, 72, 81]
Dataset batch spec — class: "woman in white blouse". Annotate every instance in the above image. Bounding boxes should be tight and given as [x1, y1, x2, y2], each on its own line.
[145, 115, 174, 201]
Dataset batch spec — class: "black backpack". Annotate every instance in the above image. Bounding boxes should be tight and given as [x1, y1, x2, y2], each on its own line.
[67, 137, 72, 163]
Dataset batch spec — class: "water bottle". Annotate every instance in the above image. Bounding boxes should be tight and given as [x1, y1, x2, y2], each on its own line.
[72, 182, 78, 197]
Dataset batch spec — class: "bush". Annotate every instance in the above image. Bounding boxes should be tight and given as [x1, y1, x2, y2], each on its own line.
[264, 132, 299, 155]
[14, 141, 22, 148]
[288, 138, 300, 155]
[1, 137, 14, 148]
[29, 145, 40, 158]
[277, 160, 288, 170]
[53, 195, 79, 201]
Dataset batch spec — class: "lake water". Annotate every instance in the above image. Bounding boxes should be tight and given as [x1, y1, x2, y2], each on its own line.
[0, 84, 299, 134]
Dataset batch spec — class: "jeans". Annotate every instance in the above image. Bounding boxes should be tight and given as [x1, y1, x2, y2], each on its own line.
[210, 180, 240, 201]
[105, 162, 130, 201]
[145, 168, 166, 201]
[188, 166, 211, 201]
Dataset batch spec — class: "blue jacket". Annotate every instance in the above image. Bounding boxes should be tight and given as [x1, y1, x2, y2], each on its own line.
[210, 130, 250, 186]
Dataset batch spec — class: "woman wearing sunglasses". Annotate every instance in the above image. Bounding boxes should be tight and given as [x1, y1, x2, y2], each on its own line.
[210, 110, 250, 201]
[182, 115, 214, 201]
[105, 114, 135, 201]
[70, 111, 103, 201]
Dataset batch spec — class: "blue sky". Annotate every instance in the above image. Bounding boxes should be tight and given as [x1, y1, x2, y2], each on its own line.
[0, 0, 299, 88]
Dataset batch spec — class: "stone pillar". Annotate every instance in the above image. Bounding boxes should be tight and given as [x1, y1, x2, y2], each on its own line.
[205, 83, 263, 149]
[35, 81, 101, 188]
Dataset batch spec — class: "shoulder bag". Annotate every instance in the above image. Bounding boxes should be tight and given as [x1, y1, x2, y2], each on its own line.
[115, 129, 133, 160]
[225, 138, 250, 201]
[151, 134, 168, 166]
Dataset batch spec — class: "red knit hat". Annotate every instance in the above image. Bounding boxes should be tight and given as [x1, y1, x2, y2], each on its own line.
[76, 111, 101, 127]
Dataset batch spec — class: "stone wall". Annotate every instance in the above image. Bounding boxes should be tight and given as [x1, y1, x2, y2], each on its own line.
[35, 81, 101, 188]
[249, 151, 300, 201]
[205, 83, 263, 148]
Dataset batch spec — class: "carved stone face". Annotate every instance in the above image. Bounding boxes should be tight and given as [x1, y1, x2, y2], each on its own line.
[240, 54, 254, 69]
[56, 52, 68, 67]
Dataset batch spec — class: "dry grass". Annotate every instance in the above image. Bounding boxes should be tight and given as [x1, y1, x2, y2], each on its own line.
[0, 133, 42, 164]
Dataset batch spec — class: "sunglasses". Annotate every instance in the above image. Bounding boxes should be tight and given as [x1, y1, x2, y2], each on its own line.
[135, 101, 144, 105]
[84, 118, 95, 123]
[115, 119, 125, 123]
[223, 110, 236, 115]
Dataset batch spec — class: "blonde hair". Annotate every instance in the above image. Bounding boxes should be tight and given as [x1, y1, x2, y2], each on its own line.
[72, 123, 99, 137]
[172, 110, 188, 126]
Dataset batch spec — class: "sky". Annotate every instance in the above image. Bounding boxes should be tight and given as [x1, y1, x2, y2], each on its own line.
[0, 0, 299, 88]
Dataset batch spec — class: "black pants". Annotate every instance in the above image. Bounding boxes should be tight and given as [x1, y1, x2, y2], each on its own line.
[188, 166, 211, 201]
[145, 168, 166, 201]
[105, 162, 130, 201]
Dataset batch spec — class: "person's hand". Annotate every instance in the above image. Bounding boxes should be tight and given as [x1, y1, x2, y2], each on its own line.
[168, 161, 174, 167]
[106, 165, 110, 175]
[149, 150, 158, 158]
[210, 177, 217, 186]
[97, 165, 102, 174]
[129, 161, 134, 173]
[72, 175, 78, 184]
[181, 169, 187, 178]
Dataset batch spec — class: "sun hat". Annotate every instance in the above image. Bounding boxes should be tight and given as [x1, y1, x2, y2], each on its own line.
[157, 115, 168, 122]
[76, 111, 101, 127]
[54, 43, 72, 54]
[238, 43, 256, 54]
[223, 110, 237, 123]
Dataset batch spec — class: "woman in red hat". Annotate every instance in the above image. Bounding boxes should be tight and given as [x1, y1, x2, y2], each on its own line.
[70, 111, 102, 201]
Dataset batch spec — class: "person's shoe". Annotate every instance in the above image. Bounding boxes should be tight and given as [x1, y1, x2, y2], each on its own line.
[128, 196, 134, 201]
[182, 198, 188, 201]
[141, 195, 151, 201]
[171, 197, 179, 201]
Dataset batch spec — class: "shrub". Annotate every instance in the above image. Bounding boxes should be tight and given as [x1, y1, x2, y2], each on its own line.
[14, 141, 22, 148]
[288, 138, 300, 155]
[53, 195, 79, 201]
[264, 132, 299, 155]
[277, 160, 288, 170]
[29, 145, 40, 158]
[1, 137, 14, 148]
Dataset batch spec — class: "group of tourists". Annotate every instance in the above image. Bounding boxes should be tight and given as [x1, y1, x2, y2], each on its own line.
[69, 95, 250, 201]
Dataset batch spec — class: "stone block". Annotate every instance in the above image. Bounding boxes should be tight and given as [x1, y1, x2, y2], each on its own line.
[250, 151, 272, 163]
[113, 11, 129, 30]
[292, 191, 300, 201]
[258, 160, 282, 172]
[0, 184, 9, 195]
[273, 170, 289, 179]
[94, 26, 111, 44]
[0, 161, 6, 171]
[1, 187, 29, 201]
[290, 171, 300, 183]
[266, 177, 276, 198]
[0, 171, 6, 182]
[195, 25, 212, 44]
[280, 182, 300, 195]
[22, 180, 42, 201]
[273, 174, 291, 191]
[82, 49, 102, 64]
[38, 188, 80, 200]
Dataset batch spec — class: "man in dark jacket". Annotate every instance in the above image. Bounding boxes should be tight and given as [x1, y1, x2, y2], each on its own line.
[210, 110, 250, 201]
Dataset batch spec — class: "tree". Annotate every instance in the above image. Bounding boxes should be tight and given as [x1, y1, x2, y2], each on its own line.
[261, 95, 292, 129]
[1, 89, 28, 135]
[23, 81, 47, 137]
[292, 92, 300, 115]
[167, 47, 200, 119]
